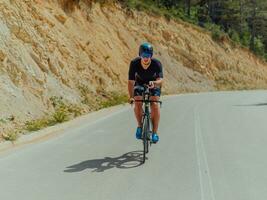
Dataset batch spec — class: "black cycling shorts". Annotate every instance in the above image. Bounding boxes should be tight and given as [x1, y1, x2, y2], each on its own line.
[134, 86, 161, 97]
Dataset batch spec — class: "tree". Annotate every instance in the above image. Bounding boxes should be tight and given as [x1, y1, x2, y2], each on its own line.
[185, 0, 191, 16]
[149, 0, 267, 58]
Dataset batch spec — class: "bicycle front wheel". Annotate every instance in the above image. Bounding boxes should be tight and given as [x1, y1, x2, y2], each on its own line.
[142, 115, 149, 163]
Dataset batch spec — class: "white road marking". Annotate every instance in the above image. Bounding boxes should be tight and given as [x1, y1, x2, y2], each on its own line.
[194, 106, 216, 200]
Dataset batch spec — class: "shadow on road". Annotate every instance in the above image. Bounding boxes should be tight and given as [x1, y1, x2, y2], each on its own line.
[64, 151, 143, 173]
[235, 103, 267, 107]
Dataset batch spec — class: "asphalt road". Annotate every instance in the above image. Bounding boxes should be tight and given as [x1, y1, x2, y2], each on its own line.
[1, 91, 267, 200]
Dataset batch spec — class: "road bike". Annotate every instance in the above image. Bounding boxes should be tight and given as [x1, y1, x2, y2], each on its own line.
[134, 85, 162, 164]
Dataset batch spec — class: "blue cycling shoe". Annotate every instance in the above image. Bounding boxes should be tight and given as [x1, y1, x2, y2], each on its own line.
[152, 133, 159, 143]
[136, 127, 142, 139]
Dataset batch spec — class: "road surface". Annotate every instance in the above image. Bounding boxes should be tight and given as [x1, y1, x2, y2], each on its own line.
[1, 91, 267, 200]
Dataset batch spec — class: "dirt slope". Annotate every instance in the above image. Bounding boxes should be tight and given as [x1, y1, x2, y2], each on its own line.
[0, 0, 267, 137]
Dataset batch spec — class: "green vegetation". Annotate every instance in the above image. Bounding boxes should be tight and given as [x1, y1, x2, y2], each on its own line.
[24, 96, 83, 134]
[121, 0, 197, 23]
[119, 0, 267, 61]
[67, 104, 83, 117]
[52, 107, 69, 123]
[204, 23, 227, 42]
[62, 0, 267, 59]
[100, 92, 128, 108]
[78, 84, 93, 106]
[25, 118, 53, 132]
[50, 96, 83, 118]
[21, 91, 127, 137]
[21, 90, 128, 136]
[2, 131, 19, 142]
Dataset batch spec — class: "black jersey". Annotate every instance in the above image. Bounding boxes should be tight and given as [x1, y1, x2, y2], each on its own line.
[128, 57, 163, 85]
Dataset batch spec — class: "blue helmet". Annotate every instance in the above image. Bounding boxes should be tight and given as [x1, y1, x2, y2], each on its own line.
[139, 42, 153, 58]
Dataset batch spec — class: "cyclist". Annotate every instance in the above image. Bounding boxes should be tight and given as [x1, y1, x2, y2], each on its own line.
[128, 42, 163, 143]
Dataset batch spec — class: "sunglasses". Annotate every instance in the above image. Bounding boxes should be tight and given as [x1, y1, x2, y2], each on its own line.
[141, 52, 152, 59]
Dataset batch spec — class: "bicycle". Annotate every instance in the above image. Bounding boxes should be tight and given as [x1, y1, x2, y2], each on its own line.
[134, 85, 162, 164]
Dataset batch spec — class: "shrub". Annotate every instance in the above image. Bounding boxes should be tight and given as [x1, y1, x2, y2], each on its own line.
[204, 23, 226, 42]
[2, 131, 18, 141]
[240, 34, 250, 47]
[25, 118, 49, 132]
[229, 29, 240, 44]
[78, 85, 92, 105]
[50, 96, 65, 108]
[53, 107, 69, 123]
[164, 12, 172, 21]
[67, 104, 83, 117]
[254, 37, 265, 57]
[100, 92, 128, 108]
[58, 0, 79, 12]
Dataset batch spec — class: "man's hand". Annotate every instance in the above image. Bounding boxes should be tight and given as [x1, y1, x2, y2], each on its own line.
[129, 97, 135, 104]
[148, 81, 155, 89]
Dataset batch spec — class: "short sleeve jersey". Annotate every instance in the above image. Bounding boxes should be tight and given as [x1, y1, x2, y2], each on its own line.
[128, 57, 163, 85]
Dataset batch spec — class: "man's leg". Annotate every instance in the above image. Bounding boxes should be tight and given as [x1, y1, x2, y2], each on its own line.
[150, 96, 160, 134]
[134, 96, 143, 127]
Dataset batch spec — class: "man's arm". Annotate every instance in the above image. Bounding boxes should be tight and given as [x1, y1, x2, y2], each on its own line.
[149, 78, 163, 88]
[128, 60, 136, 100]
[153, 78, 163, 87]
[128, 80, 135, 99]
[153, 59, 163, 87]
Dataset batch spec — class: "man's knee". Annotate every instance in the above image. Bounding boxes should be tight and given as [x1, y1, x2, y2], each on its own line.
[151, 103, 159, 108]
[150, 96, 160, 109]
[134, 96, 143, 109]
[150, 96, 159, 101]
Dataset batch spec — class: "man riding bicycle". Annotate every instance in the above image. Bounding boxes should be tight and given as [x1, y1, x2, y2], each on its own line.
[128, 42, 163, 143]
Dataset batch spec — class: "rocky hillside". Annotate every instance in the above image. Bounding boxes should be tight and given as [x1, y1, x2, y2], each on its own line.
[1, 0, 267, 138]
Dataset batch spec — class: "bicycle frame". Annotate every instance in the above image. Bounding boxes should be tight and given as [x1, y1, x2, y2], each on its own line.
[134, 85, 162, 163]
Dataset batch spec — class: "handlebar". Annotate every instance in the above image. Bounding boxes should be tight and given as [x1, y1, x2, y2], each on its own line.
[130, 84, 163, 107]
[134, 100, 162, 103]
[132, 99, 162, 107]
